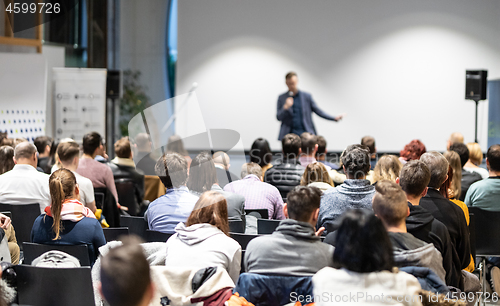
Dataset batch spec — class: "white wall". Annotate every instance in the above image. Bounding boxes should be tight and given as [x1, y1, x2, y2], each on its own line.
[42, 45, 66, 137]
[176, 0, 500, 152]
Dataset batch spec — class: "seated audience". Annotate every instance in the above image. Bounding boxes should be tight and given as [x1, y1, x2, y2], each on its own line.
[264, 133, 304, 200]
[145, 152, 199, 233]
[224, 163, 284, 220]
[213, 151, 240, 188]
[446, 132, 464, 150]
[0, 146, 14, 174]
[465, 142, 489, 179]
[372, 180, 445, 282]
[50, 138, 74, 173]
[300, 162, 334, 193]
[312, 209, 421, 306]
[76, 132, 120, 206]
[249, 137, 273, 175]
[57, 141, 97, 213]
[31, 169, 106, 265]
[361, 135, 377, 169]
[100, 237, 154, 306]
[372, 154, 402, 184]
[134, 133, 156, 176]
[0, 142, 50, 212]
[449, 143, 482, 201]
[299, 132, 319, 168]
[34, 136, 54, 174]
[399, 139, 426, 165]
[245, 186, 333, 276]
[317, 145, 374, 232]
[187, 152, 245, 225]
[0, 212, 19, 264]
[166, 134, 192, 168]
[164, 191, 241, 283]
[315, 135, 339, 170]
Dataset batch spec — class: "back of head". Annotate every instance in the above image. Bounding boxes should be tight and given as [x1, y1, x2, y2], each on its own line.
[300, 132, 317, 155]
[82, 132, 102, 155]
[341, 145, 370, 179]
[361, 136, 376, 155]
[281, 133, 301, 158]
[286, 186, 322, 222]
[187, 152, 218, 193]
[316, 135, 327, 156]
[241, 162, 262, 179]
[114, 137, 132, 159]
[166, 135, 188, 156]
[443, 150, 462, 199]
[449, 143, 469, 168]
[399, 160, 431, 197]
[57, 141, 80, 164]
[372, 180, 408, 227]
[0, 146, 14, 174]
[419, 152, 449, 188]
[34, 136, 53, 154]
[300, 162, 333, 186]
[487, 144, 500, 172]
[186, 191, 229, 235]
[212, 151, 230, 166]
[155, 152, 188, 189]
[449, 132, 464, 145]
[249, 138, 272, 167]
[333, 209, 394, 273]
[49, 169, 77, 240]
[100, 236, 151, 306]
[14, 142, 36, 161]
[466, 142, 483, 165]
[400, 139, 426, 161]
[135, 133, 151, 151]
[372, 155, 402, 183]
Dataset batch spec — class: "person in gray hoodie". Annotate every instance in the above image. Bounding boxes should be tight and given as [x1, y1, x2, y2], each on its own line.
[244, 186, 334, 276]
[371, 180, 446, 282]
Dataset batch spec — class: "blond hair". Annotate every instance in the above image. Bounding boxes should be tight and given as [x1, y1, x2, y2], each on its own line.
[372, 155, 402, 183]
[466, 142, 483, 165]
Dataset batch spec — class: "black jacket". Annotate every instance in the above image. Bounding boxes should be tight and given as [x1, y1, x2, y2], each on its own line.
[135, 152, 157, 176]
[460, 169, 482, 201]
[109, 161, 145, 215]
[264, 158, 304, 200]
[215, 167, 240, 189]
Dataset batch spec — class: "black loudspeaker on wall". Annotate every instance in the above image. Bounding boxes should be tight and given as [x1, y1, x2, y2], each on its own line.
[465, 70, 488, 101]
[106, 70, 121, 99]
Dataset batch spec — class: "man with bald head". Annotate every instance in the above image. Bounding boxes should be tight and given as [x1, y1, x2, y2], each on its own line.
[0, 142, 50, 212]
[447, 132, 464, 150]
[212, 151, 240, 188]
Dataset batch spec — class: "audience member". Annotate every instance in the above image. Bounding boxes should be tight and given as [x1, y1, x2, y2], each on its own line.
[166, 135, 192, 168]
[34, 136, 54, 174]
[372, 155, 402, 184]
[224, 163, 284, 220]
[213, 151, 240, 188]
[299, 132, 319, 168]
[313, 209, 421, 306]
[372, 180, 445, 282]
[446, 132, 464, 150]
[449, 143, 483, 201]
[31, 169, 106, 265]
[134, 133, 156, 176]
[100, 237, 154, 306]
[187, 152, 245, 225]
[0, 142, 50, 212]
[164, 191, 241, 283]
[57, 141, 96, 213]
[249, 138, 273, 174]
[245, 186, 333, 275]
[361, 135, 377, 169]
[264, 133, 304, 200]
[145, 152, 199, 233]
[0, 212, 19, 264]
[50, 138, 74, 173]
[315, 135, 339, 170]
[317, 145, 374, 232]
[464, 142, 489, 179]
[399, 139, 426, 164]
[0, 146, 14, 175]
[300, 162, 333, 193]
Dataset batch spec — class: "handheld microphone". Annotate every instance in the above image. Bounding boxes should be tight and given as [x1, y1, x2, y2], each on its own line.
[288, 91, 294, 97]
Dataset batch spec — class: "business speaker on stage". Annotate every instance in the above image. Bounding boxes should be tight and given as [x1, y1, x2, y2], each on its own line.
[276, 72, 344, 140]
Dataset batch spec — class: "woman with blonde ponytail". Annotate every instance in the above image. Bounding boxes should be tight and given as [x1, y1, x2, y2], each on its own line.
[31, 168, 106, 265]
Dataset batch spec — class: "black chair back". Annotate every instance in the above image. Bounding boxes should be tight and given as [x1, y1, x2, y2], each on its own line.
[145, 230, 173, 242]
[257, 219, 281, 234]
[103, 227, 129, 242]
[230, 233, 260, 250]
[241, 250, 246, 273]
[0, 203, 40, 250]
[115, 179, 140, 216]
[245, 209, 268, 219]
[0, 211, 11, 218]
[229, 220, 245, 233]
[468, 207, 500, 256]
[94, 188, 120, 227]
[94, 192, 105, 209]
[14, 265, 95, 306]
[22, 242, 90, 266]
[469, 212, 476, 260]
[120, 215, 148, 239]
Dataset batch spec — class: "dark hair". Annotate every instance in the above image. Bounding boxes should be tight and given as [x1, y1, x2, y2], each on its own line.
[57, 141, 80, 164]
[285, 71, 297, 79]
[49, 169, 77, 240]
[399, 160, 431, 197]
[341, 145, 370, 179]
[400, 140, 426, 162]
[34, 136, 53, 154]
[361, 136, 376, 155]
[333, 209, 394, 273]
[487, 144, 500, 172]
[155, 152, 189, 189]
[100, 236, 151, 306]
[114, 137, 132, 159]
[82, 132, 102, 155]
[420, 152, 449, 188]
[286, 186, 322, 222]
[372, 180, 408, 227]
[282, 133, 301, 158]
[316, 135, 327, 157]
[187, 152, 218, 193]
[249, 138, 272, 167]
[166, 135, 188, 156]
[186, 191, 229, 236]
[300, 132, 317, 155]
[449, 143, 469, 168]
[0, 146, 14, 174]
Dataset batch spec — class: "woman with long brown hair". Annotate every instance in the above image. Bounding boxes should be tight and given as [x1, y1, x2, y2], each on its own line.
[164, 191, 241, 283]
[31, 168, 106, 265]
[300, 162, 333, 192]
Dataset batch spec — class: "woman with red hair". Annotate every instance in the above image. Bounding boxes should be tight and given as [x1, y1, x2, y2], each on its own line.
[399, 140, 426, 164]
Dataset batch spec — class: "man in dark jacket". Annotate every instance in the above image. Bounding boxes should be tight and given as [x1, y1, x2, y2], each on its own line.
[264, 133, 304, 200]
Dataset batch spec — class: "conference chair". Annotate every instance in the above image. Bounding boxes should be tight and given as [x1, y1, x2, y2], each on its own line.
[145, 229, 173, 243]
[22, 242, 90, 266]
[257, 219, 281, 234]
[229, 220, 245, 233]
[120, 215, 148, 239]
[0, 203, 40, 250]
[230, 233, 260, 250]
[244, 209, 268, 219]
[240, 250, 246, 273]
[115, 178, 141, 216]
[94, 188, 120, 227]
[14, 264, 95, 306]
[103, 227, 129, 242]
